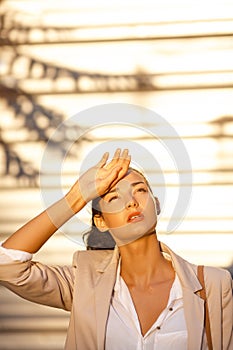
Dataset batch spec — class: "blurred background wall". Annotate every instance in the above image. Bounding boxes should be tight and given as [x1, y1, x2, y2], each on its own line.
[0, 0, 233, 349]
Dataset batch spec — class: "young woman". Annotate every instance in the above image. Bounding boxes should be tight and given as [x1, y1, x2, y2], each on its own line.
[0, 148, 232, 349]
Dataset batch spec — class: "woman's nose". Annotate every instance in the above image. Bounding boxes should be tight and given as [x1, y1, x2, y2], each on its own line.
[126, 196, 138, 208]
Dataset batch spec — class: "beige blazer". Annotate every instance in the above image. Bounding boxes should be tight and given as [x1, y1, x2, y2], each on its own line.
[0, 242, 232, 350]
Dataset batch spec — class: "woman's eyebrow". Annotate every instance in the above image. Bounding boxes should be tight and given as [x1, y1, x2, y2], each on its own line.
[131, 181, 145, 187]
[104, 188, 117, 195]
[106, 181, 145, 194]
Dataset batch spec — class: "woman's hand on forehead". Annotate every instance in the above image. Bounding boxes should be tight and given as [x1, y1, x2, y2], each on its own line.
[78, 148, 131, 203]
[103, 148, 131, 188]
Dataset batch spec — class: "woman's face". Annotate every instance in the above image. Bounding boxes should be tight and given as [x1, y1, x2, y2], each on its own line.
[97, 170, 158, 246]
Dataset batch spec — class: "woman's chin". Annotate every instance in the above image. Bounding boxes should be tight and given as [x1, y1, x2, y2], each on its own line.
[110, 223, 156, 247]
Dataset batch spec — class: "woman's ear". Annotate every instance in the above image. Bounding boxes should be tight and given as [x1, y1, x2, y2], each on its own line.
[93, 214, 109, 232]
[154, 196, 161, 215]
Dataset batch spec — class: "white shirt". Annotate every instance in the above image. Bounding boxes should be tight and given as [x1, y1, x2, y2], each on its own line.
[105, 260, 187, 350]
[0, 243, 32, 262]
[0, 245, 188, 349]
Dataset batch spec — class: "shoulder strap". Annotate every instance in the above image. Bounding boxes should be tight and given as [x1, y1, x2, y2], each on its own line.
[197, 265, 213, 350]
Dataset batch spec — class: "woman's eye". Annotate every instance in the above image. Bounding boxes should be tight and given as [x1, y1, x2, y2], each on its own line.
[136, 187, 147, 193]
[108, 195, 118, 202]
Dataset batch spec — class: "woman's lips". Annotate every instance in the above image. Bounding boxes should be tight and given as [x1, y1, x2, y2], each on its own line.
[127, 211, 144, 223]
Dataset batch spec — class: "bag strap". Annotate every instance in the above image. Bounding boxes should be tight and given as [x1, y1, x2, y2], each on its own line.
[197, 265, 213, 350]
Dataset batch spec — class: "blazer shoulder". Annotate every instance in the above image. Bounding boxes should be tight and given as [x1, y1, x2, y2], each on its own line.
[203, 265, 232, 290]
[203, 265, 231, 278]
[72, 249, 114, 267]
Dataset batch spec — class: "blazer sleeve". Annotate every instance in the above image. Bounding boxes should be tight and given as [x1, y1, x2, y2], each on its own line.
[0, 259, 74, 311]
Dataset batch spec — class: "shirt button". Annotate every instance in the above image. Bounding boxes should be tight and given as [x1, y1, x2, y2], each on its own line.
[156, 326, 161, 330]
[169, 307, 173, 311]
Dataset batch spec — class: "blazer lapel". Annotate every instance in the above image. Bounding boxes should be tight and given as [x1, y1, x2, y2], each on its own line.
[183, 287, 205, 350]
[94, 248, 119, 350]
[160, 242, 205, 350]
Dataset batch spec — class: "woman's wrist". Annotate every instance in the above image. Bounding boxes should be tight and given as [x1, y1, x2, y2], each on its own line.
[65, 182, 87, 214]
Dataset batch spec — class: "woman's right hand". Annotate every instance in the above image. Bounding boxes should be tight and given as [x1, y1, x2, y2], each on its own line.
[74, 148, 131, 204]
[2, 149, 130, 253]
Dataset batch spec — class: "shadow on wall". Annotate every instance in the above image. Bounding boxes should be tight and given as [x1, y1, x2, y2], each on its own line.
[0, 83, 89, 186]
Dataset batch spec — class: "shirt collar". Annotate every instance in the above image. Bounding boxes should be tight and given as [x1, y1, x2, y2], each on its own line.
[114, 257, 122, 292]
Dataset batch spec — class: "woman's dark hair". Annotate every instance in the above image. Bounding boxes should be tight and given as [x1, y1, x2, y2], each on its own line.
[82, 167, 153, 250]
[82, 196, 116, 250]
[83, 228, 116, 250]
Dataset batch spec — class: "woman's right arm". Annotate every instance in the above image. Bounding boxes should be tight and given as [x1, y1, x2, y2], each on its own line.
[2, 185, 85, 254]
[2, 148, 130, 254]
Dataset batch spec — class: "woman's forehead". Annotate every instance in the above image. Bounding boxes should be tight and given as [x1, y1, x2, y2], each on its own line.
[113, 170, 147, 189]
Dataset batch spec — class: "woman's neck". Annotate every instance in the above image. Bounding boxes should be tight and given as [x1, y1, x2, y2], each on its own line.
[119, 234, 174, 287]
